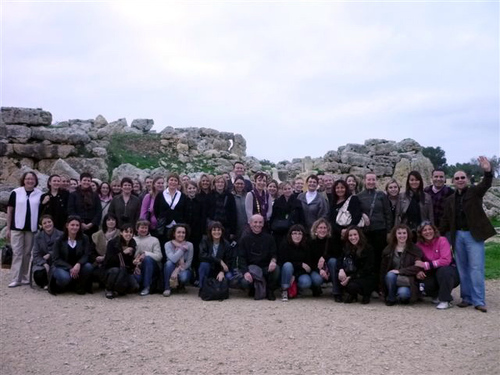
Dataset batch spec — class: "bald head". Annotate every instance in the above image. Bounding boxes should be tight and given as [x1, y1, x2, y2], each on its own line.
[250, 214, 264, 234]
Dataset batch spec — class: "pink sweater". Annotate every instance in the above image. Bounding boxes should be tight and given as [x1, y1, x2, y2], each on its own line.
[416, 237, 452, 270]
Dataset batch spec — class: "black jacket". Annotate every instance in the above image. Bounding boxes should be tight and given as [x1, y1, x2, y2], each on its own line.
[238, 231, 277, 273]
[68, 188, 102, 227]
[199, 236, 235, 272]
[104, 236, 137, 273]
[52, 234, 91, 270]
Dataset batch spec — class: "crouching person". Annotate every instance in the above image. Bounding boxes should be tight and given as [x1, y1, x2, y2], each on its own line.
[239, 214, 280, 300]
[103, 224, 139, 299]
[49, 216, 94, 295]
[198, 221, 235, 290]
[133, 220, 163, 296]
[163, 224, 193, 297]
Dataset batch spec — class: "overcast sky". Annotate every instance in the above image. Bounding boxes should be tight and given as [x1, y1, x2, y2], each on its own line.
[2, 0, 499, 165]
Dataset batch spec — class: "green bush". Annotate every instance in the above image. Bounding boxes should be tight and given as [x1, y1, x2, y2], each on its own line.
[485, 242, 500, 280]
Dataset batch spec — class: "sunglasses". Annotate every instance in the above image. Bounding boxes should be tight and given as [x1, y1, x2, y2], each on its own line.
[454, 176, 467, 181]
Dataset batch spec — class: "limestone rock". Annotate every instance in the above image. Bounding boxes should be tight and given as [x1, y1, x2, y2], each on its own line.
[64, 157, 109, 182]
[31, 125, 90, 145]
[484, 188, 500, 219]
[6, 125, 32, 143]
[111, 164, 151, 182]
[12, 144, 76, 159]
[96, 118, 128, 139]
[94, 115, 108, 129]
[1, 107, 52, 126]
[131, 119, 154, 132]
[396, 139, 422, 153]
[37, 159, 80, 180]
[92, 147, 107, 158]
[0, 157, 35, 182]
[340, 151, 371, 167]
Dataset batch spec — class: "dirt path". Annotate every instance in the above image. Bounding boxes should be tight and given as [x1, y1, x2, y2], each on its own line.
[1, 269, 499, 375]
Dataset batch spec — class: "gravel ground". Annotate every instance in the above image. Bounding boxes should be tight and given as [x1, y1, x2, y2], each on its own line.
[1, 269, 499, 375]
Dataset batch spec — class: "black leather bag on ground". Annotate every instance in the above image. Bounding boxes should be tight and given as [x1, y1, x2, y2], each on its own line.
[199, 278, 229, 301]
[1, 244, 13, 269]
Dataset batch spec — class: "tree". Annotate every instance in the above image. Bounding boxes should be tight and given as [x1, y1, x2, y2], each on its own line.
[422, 146, 448, 171]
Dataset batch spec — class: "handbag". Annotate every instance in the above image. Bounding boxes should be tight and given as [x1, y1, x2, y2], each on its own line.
[336, 197, 352, 226]
[288, 280, 298, 298]
[155, 216, 167, 236]
[342, 254, 357, 275]
[113, 253, 131, 294]
[199, 278, 229, 301]
[271, 217, 291, 232]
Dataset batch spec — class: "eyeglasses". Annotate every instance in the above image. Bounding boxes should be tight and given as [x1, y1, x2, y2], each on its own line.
[454, 176, 467, 181]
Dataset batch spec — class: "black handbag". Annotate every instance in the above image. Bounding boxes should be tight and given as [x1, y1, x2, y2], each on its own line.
[271, 218, 291, 233]
[113, 253, 131, 294]
[155, 216, 167, 236]
[1, 244, 13, 269]
[199, 278, 229, 301]
[342, 254, 357, 275]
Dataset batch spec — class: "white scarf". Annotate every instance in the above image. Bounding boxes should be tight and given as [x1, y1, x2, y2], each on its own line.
[13, 186, 42, 232]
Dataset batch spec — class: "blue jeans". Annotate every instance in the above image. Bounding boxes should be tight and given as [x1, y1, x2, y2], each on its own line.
[281, 262, 322, 290]
[198, 262, 234, 288]
[327, 258, 341, 295]
[385, 272, 411, 302]
[454, 230, 485, 306]
[134, 256, 159, 289]
[52, 263, 93, 289]
[163, 260, 192, 291]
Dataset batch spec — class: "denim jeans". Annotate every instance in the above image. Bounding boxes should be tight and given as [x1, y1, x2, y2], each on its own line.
[134, 256, 160, 289]
[198, 262, 234, 288]
[385, 272, 411, 302]
[281, 262, 295, 289]
[327, 258, 341, 295]
[454, 230, 485, 306]
[281, 262, 322, 290]
[53, 263, 93, 290]
[163, 260, 192, 291]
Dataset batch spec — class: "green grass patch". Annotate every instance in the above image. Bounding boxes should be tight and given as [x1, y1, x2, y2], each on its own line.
[107, 133, 163, 172]
[485, 242, 500, 280]
[490, 217, 500, 228]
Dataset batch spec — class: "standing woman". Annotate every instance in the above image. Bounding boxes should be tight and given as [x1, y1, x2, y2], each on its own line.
[205, 175, 237, 240]
[6, 171, 43, 287]
[279, 225, 317, 301]
[396, 171, 434, 237]
[380, 224, 423, 306]
[269, 181, 304, 249]
[154, 173, 187, 249]
[297, 175, 329, 231]
[338, 226, 376, 304]
[132, 179, 143, 197]
[330, 179, 362, 253]
[385, 179, 402, 226]
[140, 176, 164, 237]
[163, 224, 194, 296]
[98, 182, 113, 225]
[39, 174, 69, 231]
[267, 180, 279, 205]
[232, 176, 248, 239]
[346, 175, 360, 195]
[103, 224, 139, 299]
[32, 215, 63, 289]
[245, 172, 273, 226]
[184, 180, 204, 283]
[67, 172, 102, 240]
[49, 216, 94, 295]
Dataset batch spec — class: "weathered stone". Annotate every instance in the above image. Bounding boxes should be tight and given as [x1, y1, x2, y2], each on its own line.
[0, 157, 35, 182]
[340, 151, 371, 167]
[131, 119, 154, 132]
[92, 147, 107, 158]
[38, 159, 80, 180]
[94, 115, 108, 129]
[31, 126, 90, 144]
[12, 144, 75, 159]
[396, 138, 422, 153]
[64, 157, 109, 181]
[111, 164, 150, 182]
[338, 163, 351, 173]
[323, 150, 340, 162]
[369, 163, 394, 177]
[344, 143, 368, 154]
[1, 107, 52, 126]
[349, 166, 371, 176]
[6, 125, 32, 143]
[96, 118, 128, 139]
[368, 141, 397, 155]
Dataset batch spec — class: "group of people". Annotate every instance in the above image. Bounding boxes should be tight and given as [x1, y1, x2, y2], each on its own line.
[5, 158, 495, 312]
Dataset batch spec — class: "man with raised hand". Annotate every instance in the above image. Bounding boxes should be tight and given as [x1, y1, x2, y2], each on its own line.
[441, 156, 496, 313]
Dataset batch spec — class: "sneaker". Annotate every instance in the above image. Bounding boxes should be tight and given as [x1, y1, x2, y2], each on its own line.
[8, 281, 21, 288]
[140, 287, 150, 296]
[105, 290, 114, 299]
[281, 290, 289, 302]
[436, 301, 452, 310]
[432, 297, 440, 304]
[162, 289, 171, 297]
